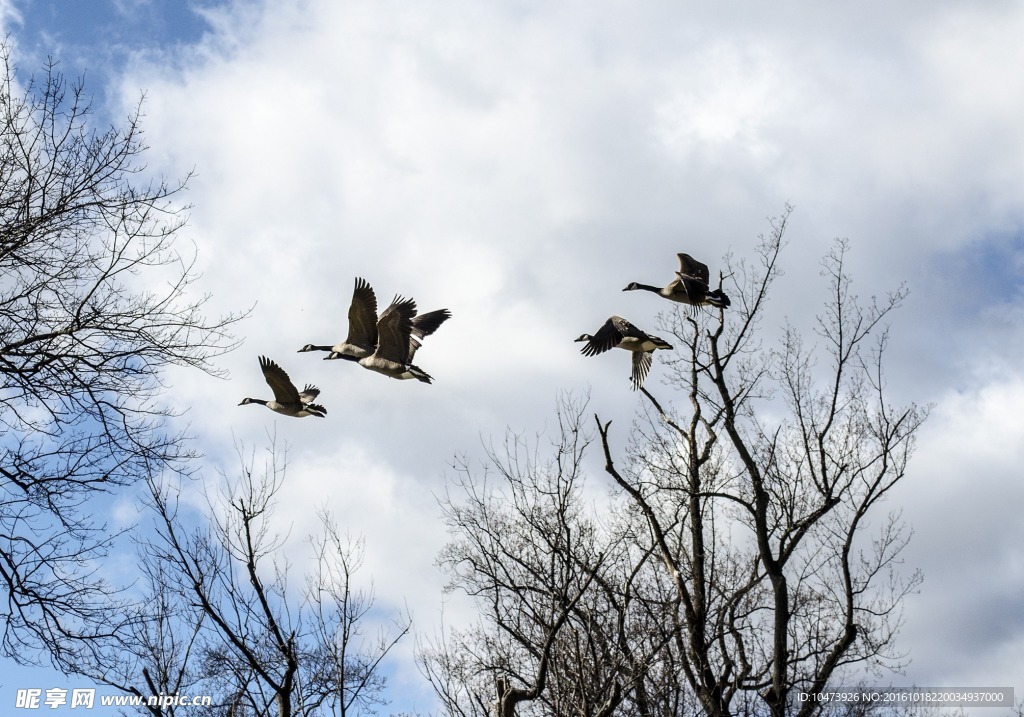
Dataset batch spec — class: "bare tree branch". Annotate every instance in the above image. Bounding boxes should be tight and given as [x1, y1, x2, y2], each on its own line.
[0, 44, 244, 669]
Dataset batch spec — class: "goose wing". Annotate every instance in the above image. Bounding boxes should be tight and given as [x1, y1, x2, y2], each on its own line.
[579, 316, 626, 357]
[303, 402, 328, 417]
[374, 296, 417, 363]
[407, 336, 424, 362]
[299, 384, 321, 404]
[411, 308, 452, 339]
[345, 277, 380, 351]
[674, 272, 708, 304]
[259, 356, 301, 404]
[407, 307, 451, 360]
[631, 350, 654, 390]
[610, 315, 647, 341]
[676, 253, 710, 284]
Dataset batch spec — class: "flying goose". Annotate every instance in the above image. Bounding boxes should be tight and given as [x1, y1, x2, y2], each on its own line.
[575, 316, 673, 390]
[345, 296, 434, 383]
[238, 356, 327, 417]
[298, 277, 379, 359]
[624, 253, 731, 311]
[302, 277, 451, 361]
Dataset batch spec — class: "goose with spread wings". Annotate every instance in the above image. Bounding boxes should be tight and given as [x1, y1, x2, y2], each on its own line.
[301, 277, 451, 361]
[575, 316, 673, 390]
[624, 253, 730, 311]
[298, 276, 380, 360]
[239, 356, 327, 417]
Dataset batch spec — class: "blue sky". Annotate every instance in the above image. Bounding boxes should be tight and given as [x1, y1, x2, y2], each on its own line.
[13, 1, 207, 54]
[2, 0, 1024, 714]
[10, 1, 209, 96]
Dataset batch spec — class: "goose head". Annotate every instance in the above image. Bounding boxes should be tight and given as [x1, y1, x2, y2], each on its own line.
[623, 281, 661, 293]
[574, 333, 594, 343]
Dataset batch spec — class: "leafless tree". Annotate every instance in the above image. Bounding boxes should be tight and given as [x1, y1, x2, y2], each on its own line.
[76, 439, 411, 717]
[425, 208, 927, 717]
[0, 45, 242, 667]
[598, 209, 926, 716]
[421, 397, 701, 717]
[420, 399, 599, 717]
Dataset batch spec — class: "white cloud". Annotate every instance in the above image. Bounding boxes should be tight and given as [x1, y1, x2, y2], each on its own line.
[894, 378, 1024, 690]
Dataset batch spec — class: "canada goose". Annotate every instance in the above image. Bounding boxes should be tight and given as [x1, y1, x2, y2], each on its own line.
[339, 296, 434, 383]
[298, 277, 378, 359]
[624, 253, 731, 311]
[575, 316, 673, 390]
[238, 356, 327, 417]
[304, 277, 452, 361]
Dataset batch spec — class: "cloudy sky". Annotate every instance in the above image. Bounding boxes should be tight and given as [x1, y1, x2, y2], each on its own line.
[3, 0, 1023, 713]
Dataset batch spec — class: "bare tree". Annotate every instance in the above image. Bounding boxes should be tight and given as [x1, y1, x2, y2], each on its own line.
[74, 554, 208, 717]
[154, 441, 411, 717]
[0, 45, 242, 667]
[422, 396, 701, 717]
[422, 398, 607, 717]
[76, 439, 411, 717]
[426, 209, 927, 717]
[597, 209, 926, 716]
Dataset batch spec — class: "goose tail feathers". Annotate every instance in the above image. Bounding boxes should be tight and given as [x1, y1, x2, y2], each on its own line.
[705, 289, 731, 308]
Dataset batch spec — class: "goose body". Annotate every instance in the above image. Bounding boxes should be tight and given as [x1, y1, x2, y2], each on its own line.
[624, 253, 730, 311]
[575, 316, 673, 390]
[239, 356, 327, 417]
[351, 296, 434, 383]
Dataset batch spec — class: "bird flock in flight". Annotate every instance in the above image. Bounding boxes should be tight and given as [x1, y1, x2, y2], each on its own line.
[238, 252, 729, 417]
